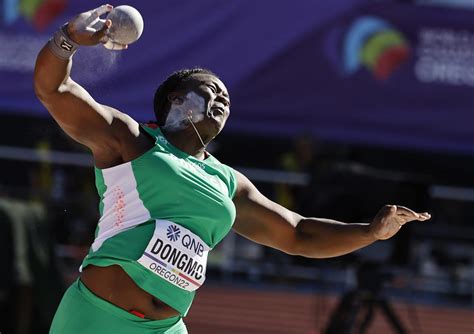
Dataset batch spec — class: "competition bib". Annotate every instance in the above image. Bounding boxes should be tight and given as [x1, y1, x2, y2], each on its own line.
[137, 220, 211, 292]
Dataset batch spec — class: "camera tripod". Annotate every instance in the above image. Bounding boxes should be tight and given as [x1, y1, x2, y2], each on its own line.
[324, 262, 407, 334]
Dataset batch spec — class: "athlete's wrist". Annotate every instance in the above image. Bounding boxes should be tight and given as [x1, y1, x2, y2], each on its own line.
[47, 24, 80, 60]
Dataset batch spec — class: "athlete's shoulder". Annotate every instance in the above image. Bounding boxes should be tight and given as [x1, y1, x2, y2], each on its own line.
[140, 122, 162, 139]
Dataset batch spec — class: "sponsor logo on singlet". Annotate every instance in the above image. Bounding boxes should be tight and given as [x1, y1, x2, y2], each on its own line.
[137, 220, 210, 291]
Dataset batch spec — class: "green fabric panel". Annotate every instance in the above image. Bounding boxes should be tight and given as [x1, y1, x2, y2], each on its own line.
[94, 168, 107, 217]
[129, 126, 237, 247]
[50, 280, 187, 333]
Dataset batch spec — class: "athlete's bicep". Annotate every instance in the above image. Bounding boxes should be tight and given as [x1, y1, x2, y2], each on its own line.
[42, 78, 119, 147]
[34, 46, 120, 151]
[232, 170, 302, 254]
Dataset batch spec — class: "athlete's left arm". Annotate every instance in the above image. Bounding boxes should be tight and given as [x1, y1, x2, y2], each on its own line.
[232, 170, 430, 258]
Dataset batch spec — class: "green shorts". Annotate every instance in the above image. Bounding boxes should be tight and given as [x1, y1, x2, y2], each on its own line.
[49, 279, 187, 334]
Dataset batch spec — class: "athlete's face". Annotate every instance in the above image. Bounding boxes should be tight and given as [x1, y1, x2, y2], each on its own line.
[180, 73, 231, 136]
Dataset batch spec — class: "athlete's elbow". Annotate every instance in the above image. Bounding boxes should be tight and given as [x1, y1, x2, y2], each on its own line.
[34, 80, 66, 106]
[34, 83, 49, 102]
[290, 231, 336, 259]
[280, 235, 310, 257]
[34, 62, 68, 102]
[34, 74, 55, 102]
[286, 243, 315, 258]
[290, 244, 339, 259]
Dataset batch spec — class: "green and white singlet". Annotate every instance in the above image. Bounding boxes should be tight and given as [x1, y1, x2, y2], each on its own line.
[81, 124, 237, 316]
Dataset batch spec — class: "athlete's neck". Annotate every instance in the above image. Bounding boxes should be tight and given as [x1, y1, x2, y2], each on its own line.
[161, 128, 208, 160]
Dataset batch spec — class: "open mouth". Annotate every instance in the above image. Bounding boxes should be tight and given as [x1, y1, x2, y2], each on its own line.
[210, 107, 225, 118]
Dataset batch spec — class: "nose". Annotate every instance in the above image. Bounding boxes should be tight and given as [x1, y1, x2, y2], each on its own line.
[215, 94, 230, 108]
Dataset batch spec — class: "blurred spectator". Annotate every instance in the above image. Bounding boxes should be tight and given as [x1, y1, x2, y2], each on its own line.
[275, 135, 323, 216]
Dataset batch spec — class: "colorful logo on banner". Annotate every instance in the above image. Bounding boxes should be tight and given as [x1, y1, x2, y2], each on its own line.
[1, 0, 67, 31]
[325, 16, 410, 81]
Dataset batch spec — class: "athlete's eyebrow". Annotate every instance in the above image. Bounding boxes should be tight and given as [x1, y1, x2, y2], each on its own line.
[213, 81, 229, 98]
[201, 80, 229, 98]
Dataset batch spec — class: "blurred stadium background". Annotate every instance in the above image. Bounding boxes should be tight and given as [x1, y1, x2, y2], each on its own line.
[0, 0, 473, 333]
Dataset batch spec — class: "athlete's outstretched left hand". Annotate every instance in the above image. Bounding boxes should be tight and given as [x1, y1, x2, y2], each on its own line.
[370, 205, 430, 240]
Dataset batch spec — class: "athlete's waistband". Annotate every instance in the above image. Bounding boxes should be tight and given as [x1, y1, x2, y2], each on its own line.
[77, 278, 182, 329]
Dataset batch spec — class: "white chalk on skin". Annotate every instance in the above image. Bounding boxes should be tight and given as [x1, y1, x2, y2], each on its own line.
[106, 5, 144, 45]
[163, 92, 206, 132]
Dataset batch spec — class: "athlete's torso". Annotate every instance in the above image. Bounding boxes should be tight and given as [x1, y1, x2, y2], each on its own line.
[81, 124, 237, 316]
[91, 124, 236, 250]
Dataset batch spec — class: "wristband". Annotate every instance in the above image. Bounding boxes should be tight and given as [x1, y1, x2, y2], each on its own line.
[47, 24, 79, 60]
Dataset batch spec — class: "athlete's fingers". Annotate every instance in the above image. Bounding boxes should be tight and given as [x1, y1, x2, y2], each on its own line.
[103, 39, 128, 50]
[404, 211, 430, 219]
[92, 19, 111, 43]
[85, 27, 97, 34]
[394, 205, 420, 218]
[397, 210, 431, 222]
[90, 18, 106, 31]
[415, 212, 431, 220]
[85, 4, 113, 26]
[95, 4, 113, 16]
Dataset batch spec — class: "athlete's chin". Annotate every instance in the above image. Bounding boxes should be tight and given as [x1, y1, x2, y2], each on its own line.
[194, 115, 227, 141]
[204, 117, 226, 135]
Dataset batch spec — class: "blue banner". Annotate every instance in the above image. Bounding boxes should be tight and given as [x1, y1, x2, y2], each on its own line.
[0, 0, 473, 154]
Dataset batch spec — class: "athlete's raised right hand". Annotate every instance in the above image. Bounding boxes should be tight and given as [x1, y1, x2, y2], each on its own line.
[66, 4, 128, 50]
